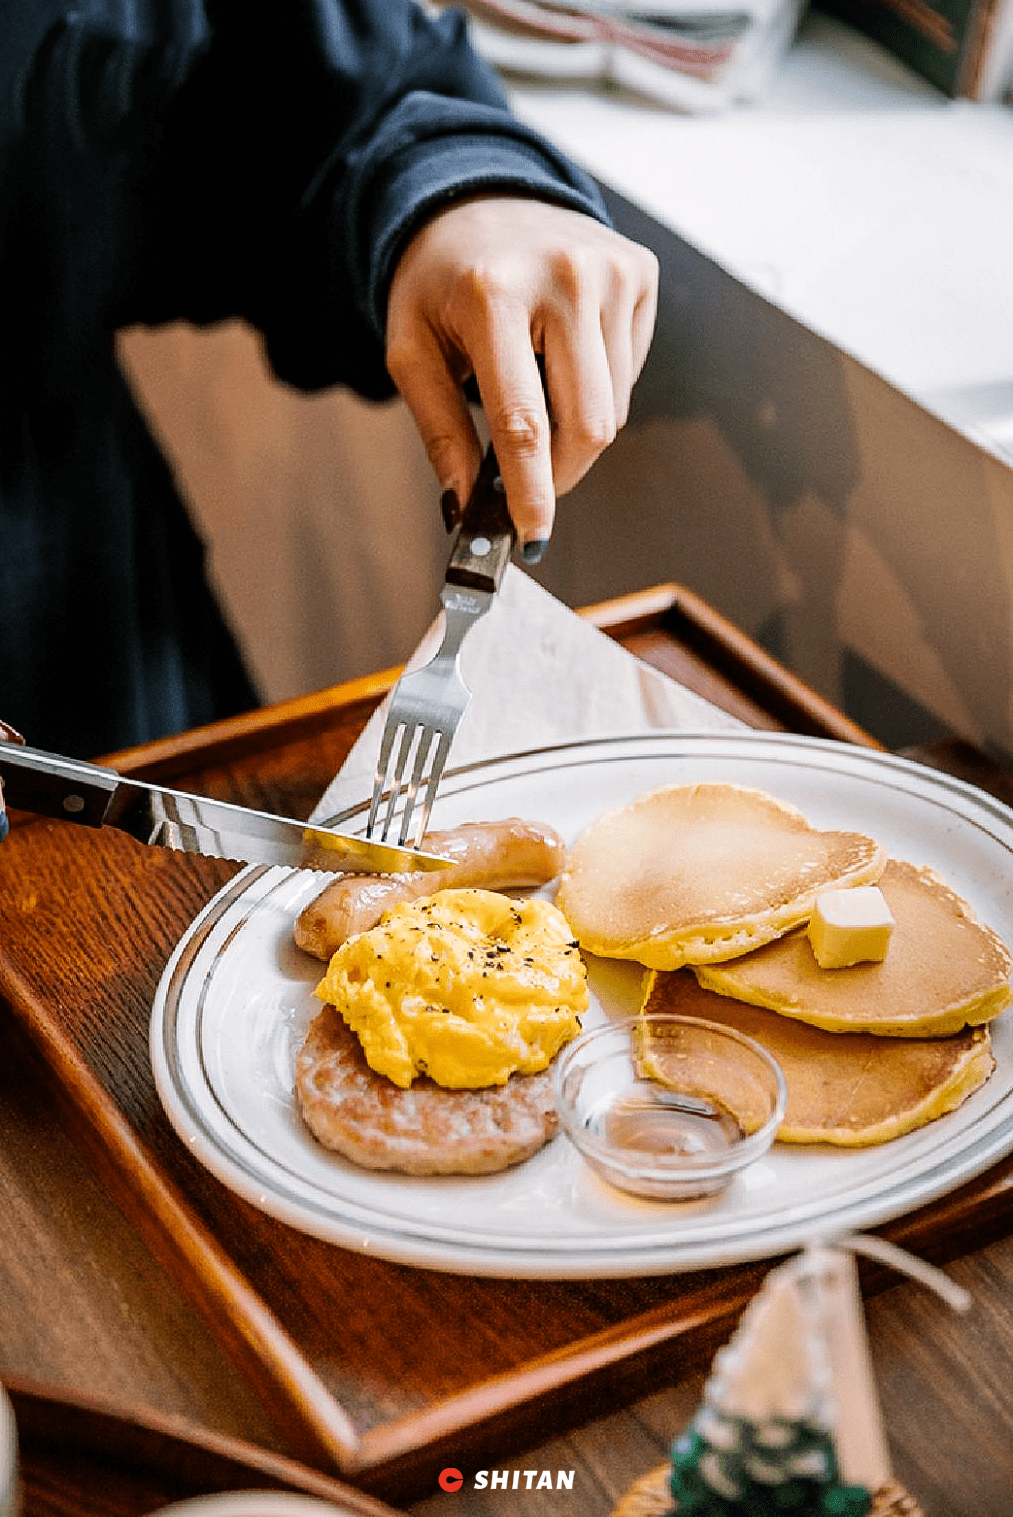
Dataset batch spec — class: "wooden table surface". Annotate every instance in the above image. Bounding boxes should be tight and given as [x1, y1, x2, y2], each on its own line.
[2, 585, 1013, 1517]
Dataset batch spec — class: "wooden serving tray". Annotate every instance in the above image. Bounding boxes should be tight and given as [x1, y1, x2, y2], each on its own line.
[7, 1378, 405, 1517]
[3, 586, 1012, 1505]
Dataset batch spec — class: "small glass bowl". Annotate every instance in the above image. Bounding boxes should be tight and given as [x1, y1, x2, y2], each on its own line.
[554, 1014, 786, 1201]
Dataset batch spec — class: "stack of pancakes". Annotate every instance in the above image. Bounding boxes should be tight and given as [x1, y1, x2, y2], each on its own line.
[557, 783, 1012, 1146]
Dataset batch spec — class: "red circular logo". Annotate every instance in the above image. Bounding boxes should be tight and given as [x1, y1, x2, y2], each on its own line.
[438, 1468, 464, 1492]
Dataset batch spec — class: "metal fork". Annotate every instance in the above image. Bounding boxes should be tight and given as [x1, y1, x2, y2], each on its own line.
[367, 444, 516, 847]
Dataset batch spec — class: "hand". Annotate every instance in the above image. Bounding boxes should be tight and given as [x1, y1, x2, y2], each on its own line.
[385, 195, 658, 557]
[0, 718, 24, 844]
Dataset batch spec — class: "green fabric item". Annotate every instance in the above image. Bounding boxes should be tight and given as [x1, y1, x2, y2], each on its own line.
[666, 1417, 873, 1516]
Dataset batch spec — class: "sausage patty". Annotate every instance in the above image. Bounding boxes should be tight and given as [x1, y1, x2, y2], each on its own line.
[295, 1006, 559, 1175]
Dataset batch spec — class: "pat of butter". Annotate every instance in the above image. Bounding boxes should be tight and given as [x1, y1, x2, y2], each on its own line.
[808, 885, 895, 969]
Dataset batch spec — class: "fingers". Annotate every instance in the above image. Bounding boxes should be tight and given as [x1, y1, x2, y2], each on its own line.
[467, 310, 556, 553]
[541, 235, 657, 499]
[391, 322, 554, 553]
[386, 317, 485, 531]
[0, 720, 23, 844]
[540, 285, 617, 501]
[631, 250, 660, 379]
[385, 196, 659, 558]
[388, 233, 558, 552]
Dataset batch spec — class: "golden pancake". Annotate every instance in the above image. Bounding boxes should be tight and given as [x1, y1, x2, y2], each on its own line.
[642, 968, 995, 1146]
[555, 783, 885, 970]
[697, 858, 1013, 1037]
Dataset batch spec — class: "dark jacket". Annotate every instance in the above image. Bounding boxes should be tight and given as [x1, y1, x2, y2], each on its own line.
[0, 0, 605, 755]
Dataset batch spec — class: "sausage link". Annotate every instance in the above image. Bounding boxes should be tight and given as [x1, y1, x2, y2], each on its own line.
[294, 818, 567, 961]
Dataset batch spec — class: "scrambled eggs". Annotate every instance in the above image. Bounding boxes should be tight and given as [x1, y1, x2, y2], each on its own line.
[313, 887, 588, 1089]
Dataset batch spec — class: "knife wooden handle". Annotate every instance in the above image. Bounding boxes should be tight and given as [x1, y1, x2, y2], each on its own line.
[0, 745, 118, 827]
[444, 444, 516, 595]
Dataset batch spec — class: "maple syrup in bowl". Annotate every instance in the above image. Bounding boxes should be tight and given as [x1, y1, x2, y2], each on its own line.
[554, 1014, 786, 1200]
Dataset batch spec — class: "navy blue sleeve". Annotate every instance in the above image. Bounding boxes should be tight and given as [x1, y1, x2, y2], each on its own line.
[28, 1, 609, 399]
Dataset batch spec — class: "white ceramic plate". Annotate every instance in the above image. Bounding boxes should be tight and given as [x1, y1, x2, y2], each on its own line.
[149, 1496, 367, 1517]
[150, 732, 1013, 1278]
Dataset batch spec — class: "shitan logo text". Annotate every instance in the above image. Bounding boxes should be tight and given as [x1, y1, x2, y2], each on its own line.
[438, 1468, 575, 1491]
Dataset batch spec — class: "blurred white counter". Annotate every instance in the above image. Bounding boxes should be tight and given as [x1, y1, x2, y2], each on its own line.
[507, 11, 1013, 461]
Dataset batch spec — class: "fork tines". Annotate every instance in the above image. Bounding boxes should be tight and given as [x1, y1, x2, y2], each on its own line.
[365, 443, 515, 852]
[368, 720, 454, 849]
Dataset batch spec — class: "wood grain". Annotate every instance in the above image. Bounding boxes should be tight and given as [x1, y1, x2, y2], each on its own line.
[3, 585, 1013, 1515]
[9, 1380, 404, 1517]
[407, 1238, 1013, 1517]
[0, 810, 779, 1492]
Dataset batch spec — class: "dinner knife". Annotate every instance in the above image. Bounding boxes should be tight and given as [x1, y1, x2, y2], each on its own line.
[0, 743, 450, 874]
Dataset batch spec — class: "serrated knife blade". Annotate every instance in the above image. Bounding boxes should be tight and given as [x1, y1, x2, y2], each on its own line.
[0, 743, 449, 874]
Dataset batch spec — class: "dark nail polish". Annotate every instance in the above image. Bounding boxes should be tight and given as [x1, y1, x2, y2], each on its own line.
[0, 811, 8, 844]
[440, 488, 460, 533]
[521, 538, 549, 565]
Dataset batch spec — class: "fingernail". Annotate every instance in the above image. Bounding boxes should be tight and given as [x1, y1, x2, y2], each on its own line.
[440, 489, 460, 533]
[0, 812, 8, 844]
[521, 538, 549, 565]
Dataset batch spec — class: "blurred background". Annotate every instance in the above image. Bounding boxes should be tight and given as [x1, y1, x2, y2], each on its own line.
[118, 4, 1013, 759]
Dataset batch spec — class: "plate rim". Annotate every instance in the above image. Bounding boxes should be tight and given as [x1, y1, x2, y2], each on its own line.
[150, 728, 1013, 1278]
